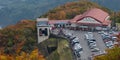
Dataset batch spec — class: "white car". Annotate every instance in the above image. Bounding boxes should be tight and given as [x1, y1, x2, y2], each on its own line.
[89, 42, 97, 47]
[68, 33, 72, 36]
[84, 34, 89, 40]
[88, 32, 93, 34]
[89, 42, 97, 49]
[91, 48, 100, 52]
[105, 41, 114, 48]
[98, 31, 102, 34]
[73, 43, 83, 53]
[112, 36, 117, 40]
[72, 38, 79, 42]
[71, 38, 79, 45]
[87, 40, 96, 45]
[87, 32, 94, 39]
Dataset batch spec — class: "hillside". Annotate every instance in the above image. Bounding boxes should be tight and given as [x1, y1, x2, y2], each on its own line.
[40, 1, 112, 20]
[41, 1, 120, 23]
[0, 20, 73, 60]
[0, 20, 37, 53]
[0, 20, 46, 60]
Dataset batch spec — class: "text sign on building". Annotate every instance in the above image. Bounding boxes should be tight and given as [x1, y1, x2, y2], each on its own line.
[78, 17, 101, 24]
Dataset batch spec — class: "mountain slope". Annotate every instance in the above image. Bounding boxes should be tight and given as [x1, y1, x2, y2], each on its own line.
[41, 1, 111, 20]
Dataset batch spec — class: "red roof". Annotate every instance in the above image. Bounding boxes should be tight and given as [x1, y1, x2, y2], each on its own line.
[49, 20, 69, 24]
[71, 8, 109, 23]
[48, 8, 111, 26]
[70, 15, 82, 23]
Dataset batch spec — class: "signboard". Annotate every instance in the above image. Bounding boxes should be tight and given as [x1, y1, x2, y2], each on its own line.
[78, 17, 101, 24]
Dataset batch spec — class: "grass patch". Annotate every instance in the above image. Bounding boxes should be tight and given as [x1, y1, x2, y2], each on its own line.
[46, 50, 60, 60]
[116, 23, 120, 31]
[46, 39, 73, 60]
[39, 34, 73, 60]
[57, 40, 73, 60]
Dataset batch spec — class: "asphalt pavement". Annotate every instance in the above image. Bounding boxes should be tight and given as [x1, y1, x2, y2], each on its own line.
[63, 29, 107, 60]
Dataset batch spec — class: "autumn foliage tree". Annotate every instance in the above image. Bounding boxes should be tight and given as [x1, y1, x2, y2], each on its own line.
[40, 1, 111, 20]
[0, 20, 45, 60]
[0, 48, 45, 60]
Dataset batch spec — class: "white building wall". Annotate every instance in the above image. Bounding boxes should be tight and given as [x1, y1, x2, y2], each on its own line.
[37, 26, 50, 43]
[71, 23, 77, 27]
[36, 18, 50, 44]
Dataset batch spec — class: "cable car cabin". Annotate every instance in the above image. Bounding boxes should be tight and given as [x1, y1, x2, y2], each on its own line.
[37, 18, 50, 43]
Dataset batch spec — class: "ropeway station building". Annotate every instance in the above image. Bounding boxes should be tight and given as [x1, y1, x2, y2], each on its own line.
[70, 8, 111, 31]
[47, 8, 111, 31]
[36, 8, 111, 43]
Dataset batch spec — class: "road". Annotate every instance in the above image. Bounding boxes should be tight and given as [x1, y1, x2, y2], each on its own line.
[63, 29, 107, 60]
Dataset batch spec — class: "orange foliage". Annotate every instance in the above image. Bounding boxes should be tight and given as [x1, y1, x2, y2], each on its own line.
[116, 34, 120, 46]
[0, 48, 45, 60]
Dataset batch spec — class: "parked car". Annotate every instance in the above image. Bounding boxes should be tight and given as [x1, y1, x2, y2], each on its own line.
[73, 43, 83, 53]
[65, 34, 71, 38]
[69, 36, 76, 40]
[88, 32, 93, 35]
[65, 33, 72, 38]
[73, 43, 83, 57]
[103, 38, 111, 42]
[71, 38, 79, 45]
[87, 32, 94, 39]
[109, 31, 113, 34]
[89, 39, 96, 41]
[98, 31, 103, 34]
[84, 34, 89, 40]
[74, 51, 81, 58]
[102, 34, 111, 39]
[105, 41, 114, 48]
[87, 40, 96, 45]
[89, 43, 97, 49]
[111, 36, 117, 41]
[91, 48, 100, 52]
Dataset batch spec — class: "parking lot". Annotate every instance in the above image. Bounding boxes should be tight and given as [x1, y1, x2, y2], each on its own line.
[52, 28, 118, 60]
[63, 29, 107, 60]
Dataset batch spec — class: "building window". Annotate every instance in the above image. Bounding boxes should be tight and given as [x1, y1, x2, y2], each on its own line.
[44, 28, 48, 36]
[39, 28, 48, 36]
[39, 29, 42, 36]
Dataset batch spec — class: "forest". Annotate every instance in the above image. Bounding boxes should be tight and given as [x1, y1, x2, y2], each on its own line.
[0, 20, 45, 60]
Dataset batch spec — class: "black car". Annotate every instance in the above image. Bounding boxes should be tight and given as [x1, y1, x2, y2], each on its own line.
[69, 36, 76, 40]
[73, 51, 81, 58]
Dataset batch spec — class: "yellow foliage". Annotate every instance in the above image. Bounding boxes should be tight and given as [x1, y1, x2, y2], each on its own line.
[0, 55, 7, 60]
[94, 46, 120, 60]
[0, 48, 45, 60]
